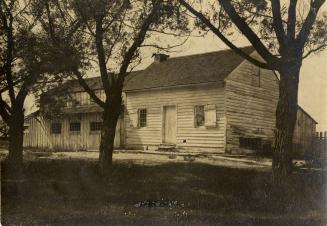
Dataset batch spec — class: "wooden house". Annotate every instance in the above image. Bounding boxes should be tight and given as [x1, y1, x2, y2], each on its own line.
[23, 47, 317, 155]
[23, 84, 123, 151]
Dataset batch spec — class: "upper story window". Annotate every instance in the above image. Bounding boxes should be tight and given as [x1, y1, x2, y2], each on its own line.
[69, 122, 81, 133]
[194, 105, 205, 127]
[90, 121, 103, 132]
[51, 123, 62, 134]
[138, 109, 147, 127]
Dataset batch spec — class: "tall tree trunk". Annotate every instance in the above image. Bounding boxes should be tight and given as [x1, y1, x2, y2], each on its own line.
[98, 90, 122, 173]
[6, 102, 25, 178]
[272, 61, 301, 188]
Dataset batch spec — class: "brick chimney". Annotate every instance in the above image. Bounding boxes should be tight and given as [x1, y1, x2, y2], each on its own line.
[153, 53, 170, 63]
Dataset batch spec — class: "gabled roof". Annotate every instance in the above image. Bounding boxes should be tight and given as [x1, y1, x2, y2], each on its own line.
[46, 46, 254, 93]
[123, 46, 254, 91]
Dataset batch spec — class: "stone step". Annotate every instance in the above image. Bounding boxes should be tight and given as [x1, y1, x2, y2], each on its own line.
[157, 144, 177, 151]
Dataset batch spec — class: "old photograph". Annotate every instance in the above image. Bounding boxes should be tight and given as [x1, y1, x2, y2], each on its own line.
[0, 0, 326, 225]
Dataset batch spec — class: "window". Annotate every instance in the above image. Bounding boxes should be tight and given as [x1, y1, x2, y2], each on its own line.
[90, 122, 102, 132]
[204, 105, 217, 127]
[51, 123, 62, 134]
[194, 105, 205, 127]
[239, 137, 262, 150]
[138, 109, 147, 127]
[69, 122, 81, 132]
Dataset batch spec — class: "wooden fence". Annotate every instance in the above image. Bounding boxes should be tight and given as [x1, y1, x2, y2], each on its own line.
[314, 131, 327, 166]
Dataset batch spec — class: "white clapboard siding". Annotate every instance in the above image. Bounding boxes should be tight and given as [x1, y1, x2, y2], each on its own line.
[24, 112, 121, 151]
[225, 54, 279, 153]
[124, 84, 226, 152]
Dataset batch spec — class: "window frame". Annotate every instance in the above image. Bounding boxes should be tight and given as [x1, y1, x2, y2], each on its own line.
[138, 108, 147, 128]
[69, 121, 81, 133]
[90, 121, 103, 133]
[51, 122, 62, 134]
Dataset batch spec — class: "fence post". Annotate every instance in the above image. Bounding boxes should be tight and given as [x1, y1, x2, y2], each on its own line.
[324, 132, 327, 164]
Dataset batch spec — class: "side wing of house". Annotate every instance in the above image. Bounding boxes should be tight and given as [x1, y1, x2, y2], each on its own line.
[225, 53, 279, 154]
[24, 87, 123, 151]
[293, 108, 317, 156]
[124, 83, 226, 153]
[24, 116, 52, 149]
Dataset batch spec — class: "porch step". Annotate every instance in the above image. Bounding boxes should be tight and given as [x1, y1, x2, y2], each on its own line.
[157, 144, 177, 152]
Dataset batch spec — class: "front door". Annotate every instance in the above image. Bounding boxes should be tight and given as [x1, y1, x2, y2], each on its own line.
[163, 106, 177, 144]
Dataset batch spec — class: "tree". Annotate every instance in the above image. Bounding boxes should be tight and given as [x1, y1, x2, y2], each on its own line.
[39, 0, 189, 172]
[0, 0, 75, 177]
[178, 0, 327, 187]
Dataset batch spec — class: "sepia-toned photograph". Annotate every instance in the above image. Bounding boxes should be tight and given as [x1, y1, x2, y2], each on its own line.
[0, 0, 326, 225]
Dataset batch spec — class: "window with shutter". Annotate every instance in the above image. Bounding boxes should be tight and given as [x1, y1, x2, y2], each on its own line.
[129, 111, 138, 128]
[204, 104, 216, 127]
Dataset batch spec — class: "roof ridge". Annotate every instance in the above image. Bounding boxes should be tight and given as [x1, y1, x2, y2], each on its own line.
[164, 46, 254, 61]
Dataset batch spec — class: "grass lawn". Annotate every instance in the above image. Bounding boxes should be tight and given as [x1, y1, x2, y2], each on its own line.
[1, 157, 326, 226]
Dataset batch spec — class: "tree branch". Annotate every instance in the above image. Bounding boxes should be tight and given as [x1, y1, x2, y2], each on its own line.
[118, 1, 161, 81]
[1, 2, 16, 105]
[217, 0, 280, 68]
[95, 16, 111, 97]
[178, 0, 273, 70]
[141, 36, 189, 52]
[0, 94, 10, 124]
[302, 44, 327, 59]
[72, 69, 105, 108]
[287, 0, 298, 41]
[271, 0, 287, 46]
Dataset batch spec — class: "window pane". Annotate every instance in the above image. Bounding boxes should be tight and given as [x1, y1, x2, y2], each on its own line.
[51, 123, 61, 134]
[90, 122, 102, 131]
[138, 109, 147, 127]
[70, 122, 81, 132]
[195, 105, 205, 127]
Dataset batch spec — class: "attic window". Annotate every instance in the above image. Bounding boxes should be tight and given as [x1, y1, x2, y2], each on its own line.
[239, 137, 262, 150]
